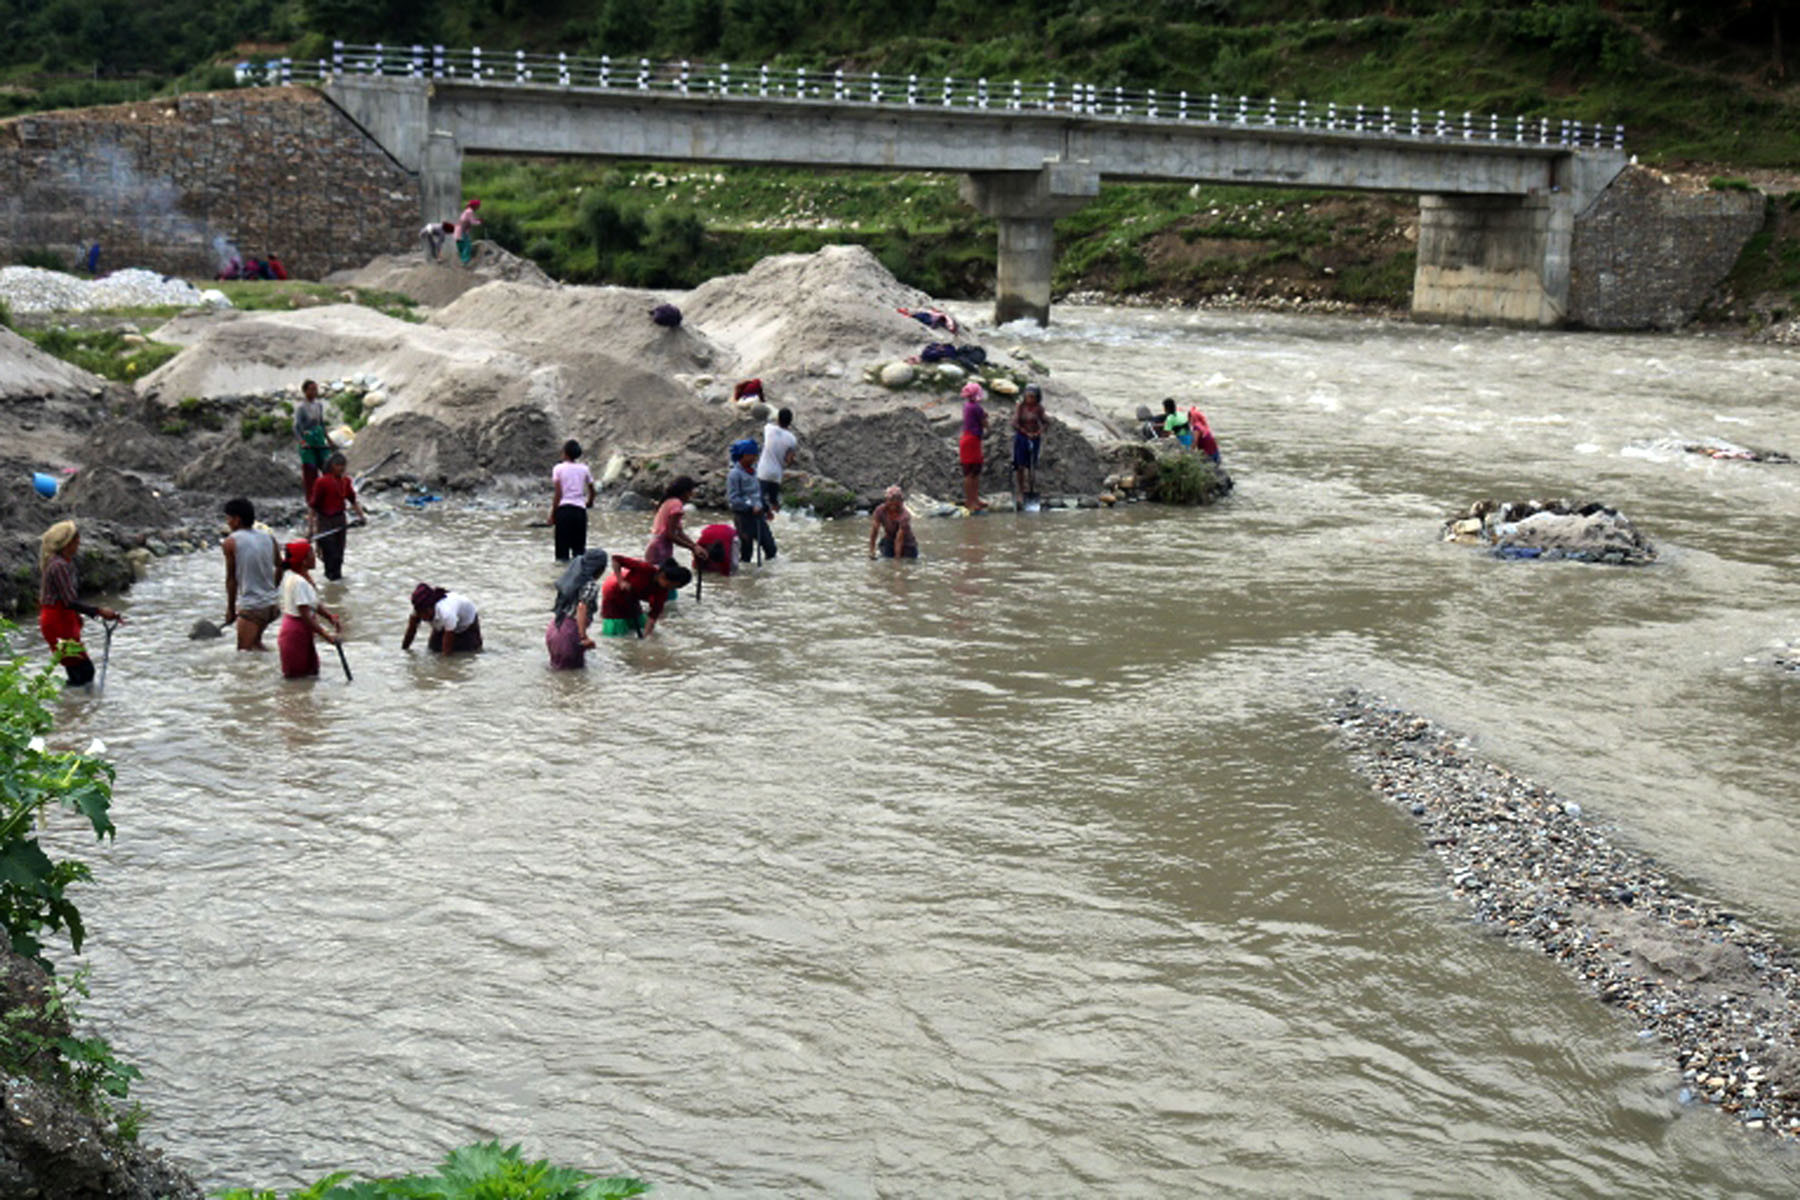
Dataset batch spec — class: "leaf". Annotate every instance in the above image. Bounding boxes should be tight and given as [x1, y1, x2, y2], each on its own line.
[0, 839, 54, 888]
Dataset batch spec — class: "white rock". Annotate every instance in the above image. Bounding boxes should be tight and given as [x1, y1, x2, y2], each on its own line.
[879, 361, 916, 387]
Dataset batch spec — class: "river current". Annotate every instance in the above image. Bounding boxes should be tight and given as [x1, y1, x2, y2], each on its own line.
[46, 307, 1800, 1195]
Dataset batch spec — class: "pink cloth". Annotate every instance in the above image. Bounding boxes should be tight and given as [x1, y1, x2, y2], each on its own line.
[645, 497, 685, 565]
[552, 461, 592, 507]
[278, 614, 319, 678]
[453, 205, 482, 238]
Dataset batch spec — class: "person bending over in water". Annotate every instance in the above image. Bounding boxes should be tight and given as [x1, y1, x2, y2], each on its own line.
[222, 497, 283, 651]
[277, 541, 340, 679]
[868, 486, 919, 559]
[403, 584, 483, 654]
[37, 521, 123, 686]
[600, 556, 691, 638]
[546, 549, 609, 669]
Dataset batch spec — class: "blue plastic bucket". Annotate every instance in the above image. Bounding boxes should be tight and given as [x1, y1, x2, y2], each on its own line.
[31, 472, 58, 499]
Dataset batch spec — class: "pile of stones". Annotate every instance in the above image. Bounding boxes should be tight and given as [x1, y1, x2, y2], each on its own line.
[1441, 498, 1658, 564]
[0, 267, 229, 314]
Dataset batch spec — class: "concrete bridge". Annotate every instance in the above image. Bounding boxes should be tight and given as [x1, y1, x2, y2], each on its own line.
[315, 47, 1628, 327]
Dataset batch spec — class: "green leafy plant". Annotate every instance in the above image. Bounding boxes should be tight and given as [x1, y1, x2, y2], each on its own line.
[217, 1141, 650, 1200]
[21, 326, 180, 382]
[1147, 452, 1225, 505]
[0, 619, 115, 969]
[333, 391, 368, 431]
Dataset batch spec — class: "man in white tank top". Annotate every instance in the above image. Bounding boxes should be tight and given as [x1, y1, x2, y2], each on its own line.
[222, 497, 283, 651]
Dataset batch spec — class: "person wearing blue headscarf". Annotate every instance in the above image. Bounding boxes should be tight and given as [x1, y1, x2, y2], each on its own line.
[727, 439, 776, 564]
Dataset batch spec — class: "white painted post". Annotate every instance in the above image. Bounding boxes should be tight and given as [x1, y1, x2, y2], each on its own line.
[1115, 84, 1124, 115]
[873, 72, 882, 104]
[679, 60, 690, 95]
[908, 74, 918, 106]
[559, 52, 568, 86]
[409, 45, 420, 78]
[432, 45, 444, 79]
[1411, 108, 1420, 136]
[515, 50, 525, 82]
[1238, 95, 1248, 124]
[333, 41, 344, 74]
[473, 47, 482, 79]
[1435, 109, 1446, 136]
[1264, 97, 1276, 125]
[1516, 115, 1525, 143]
[721, 63, 730, 94]
[1615, 124, 1625, 149]
[1045, 81, 1055, 111]
[1298, 99, 1308, 128]
[1012, 79, 1022, 110]
[1462, 110, 1472, 138]
[1327, 101, 1336, 130]
[1209, 93, 1219, 122]
[281, 57, 293, 83]
[373, 43, 384, 75]
[981, 78, 990, 109]
[1383, 104, 1392, 133]
[601, 55, 611, 88]
[1180, 91, 1188, 121]
[1489, 113, 1497, 140]
[797, 66, 807, 98]
[638, 58, 649, 91]
[834, 68, 844, 101]
[1148, 91, 1158, 120]
[759, 65, 768, 97]
[943, 76, 953, 107]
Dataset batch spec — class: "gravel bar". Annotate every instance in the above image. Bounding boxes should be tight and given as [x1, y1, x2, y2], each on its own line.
[1333, 689, 1800, 1139]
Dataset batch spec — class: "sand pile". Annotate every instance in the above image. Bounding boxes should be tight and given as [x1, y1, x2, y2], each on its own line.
[173, 435, 303, 498]
[682, 244, 927, 378]
[55, 465, 170, 526]
[326, 242, 556, 309]
[0, 327, 105, 401]
[128, 247, 1131, 499]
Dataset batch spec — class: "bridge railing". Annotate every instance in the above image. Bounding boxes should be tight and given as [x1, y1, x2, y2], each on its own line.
[245, 43, 1625, 151]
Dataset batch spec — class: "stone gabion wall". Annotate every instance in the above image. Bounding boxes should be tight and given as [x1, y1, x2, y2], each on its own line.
[1570, 166, 1766, 330]
[0, 87, 416, 282]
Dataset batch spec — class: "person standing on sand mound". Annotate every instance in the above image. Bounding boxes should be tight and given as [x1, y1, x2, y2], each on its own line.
[454, 198, 483, 265]
[958, 381, 989, 512]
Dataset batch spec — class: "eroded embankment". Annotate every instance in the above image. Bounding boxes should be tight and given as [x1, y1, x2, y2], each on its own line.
[1333, 690, 1800, 1140]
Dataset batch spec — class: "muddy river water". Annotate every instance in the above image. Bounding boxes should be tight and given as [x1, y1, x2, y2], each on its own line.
[47, 307, 1800, 1194]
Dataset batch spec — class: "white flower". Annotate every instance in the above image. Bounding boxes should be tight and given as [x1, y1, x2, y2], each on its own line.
[84, 738, 107, 757]
[27, 736, 46, 755]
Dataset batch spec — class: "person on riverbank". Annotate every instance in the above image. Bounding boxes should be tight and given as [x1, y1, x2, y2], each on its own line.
[221, 497, 282, 652]
[869, 486, 919, 559]
[546, 548, 608, 669]
[454, 198, 482, 265]
[307, 453, 366, 582]
[728, 441, 777, 565]
[294, 380, 334, 499]
[402, 583, 483, 654]
[550, 439, 597, 563]
[959, 382, 988, 512]
[1162, 397, 1194, 448]
[599, 556, 691, 638]
[277, 540, 339, 679]
[420, 220, 454, 262]
[37, 521, 123, 687]
[1012, 383, 1046, 508]
[757, 407, 798, 514]
[645, 476, 702, 572]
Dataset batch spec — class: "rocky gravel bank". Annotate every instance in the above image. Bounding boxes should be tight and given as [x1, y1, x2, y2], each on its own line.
[1334, 690, 1800, 1140]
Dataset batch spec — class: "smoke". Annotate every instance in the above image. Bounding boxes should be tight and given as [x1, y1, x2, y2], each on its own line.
[40, 140, 241, 271]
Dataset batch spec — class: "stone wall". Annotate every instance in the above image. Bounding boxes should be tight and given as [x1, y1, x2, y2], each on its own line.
[1570, 166, 1766, 330]
[0, 88, 416, 281]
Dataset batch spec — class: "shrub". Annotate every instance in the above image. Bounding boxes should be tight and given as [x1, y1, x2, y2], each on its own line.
[1147, 452, 1224, 505]
[217, 1140, 650, 1200]
[16, 247, 69, 271]
[1709, 177, 1756, 192]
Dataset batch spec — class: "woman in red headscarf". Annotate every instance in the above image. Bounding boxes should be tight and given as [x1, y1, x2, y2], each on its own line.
[277, 540, 340, 678]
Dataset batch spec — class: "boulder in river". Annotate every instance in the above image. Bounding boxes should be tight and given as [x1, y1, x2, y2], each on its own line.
[1442, 499, 1657, 564]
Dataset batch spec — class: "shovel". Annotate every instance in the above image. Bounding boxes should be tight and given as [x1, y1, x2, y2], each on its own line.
[97, 618, 119, 691]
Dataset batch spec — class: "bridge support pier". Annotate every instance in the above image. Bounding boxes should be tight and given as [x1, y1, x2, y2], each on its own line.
[1411, 194, 1572, 326]
[422, 131, 464, 225]
[960, 162, 1099, 326]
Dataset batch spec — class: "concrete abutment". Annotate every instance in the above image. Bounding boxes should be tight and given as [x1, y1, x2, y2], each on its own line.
[960, 163, 1099, 326]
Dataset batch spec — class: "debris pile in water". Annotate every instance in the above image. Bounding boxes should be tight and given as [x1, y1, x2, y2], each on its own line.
[1441, 498, 1657, 564]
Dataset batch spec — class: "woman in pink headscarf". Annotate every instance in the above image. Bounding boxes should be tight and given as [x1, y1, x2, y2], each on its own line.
[957, 381, 988, 512]
[454, 198, 483, 265]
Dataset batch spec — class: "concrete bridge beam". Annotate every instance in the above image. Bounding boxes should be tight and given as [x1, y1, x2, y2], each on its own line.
[960, 163, 1100, 326]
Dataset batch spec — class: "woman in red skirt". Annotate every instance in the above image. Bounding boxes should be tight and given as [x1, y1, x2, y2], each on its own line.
[277, 540, 340, 678]
[37, 521, 123, 686]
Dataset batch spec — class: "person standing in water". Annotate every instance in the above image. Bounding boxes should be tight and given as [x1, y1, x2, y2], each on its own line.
[277, 541, 340, 679]
[868, 486, 919, 559]
[728, 440, 777, 564]
[757, 407, 798, 514]
[307, 452, 366, 582]
[1011, 383, 1047, 508]
[294, 379, 334, 500]
[37, 521, 123, 686]
[644, 476, 703, 570]
[549, 439, 597, 563]
[402, 584, 483, 654]
[958, 381, 989, 512]
[221, 497, 282, 651]
[454, 198, 483, 265]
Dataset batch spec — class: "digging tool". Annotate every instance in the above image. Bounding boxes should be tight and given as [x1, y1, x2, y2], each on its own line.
[333, 639, 353, 682]
[97, 617, 119, 691]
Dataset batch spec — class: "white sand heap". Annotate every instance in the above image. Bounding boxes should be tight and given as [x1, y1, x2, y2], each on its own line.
[0, 267, 228, 314]
[136, 245, 1129, 498]
[324, 241, 556, 309]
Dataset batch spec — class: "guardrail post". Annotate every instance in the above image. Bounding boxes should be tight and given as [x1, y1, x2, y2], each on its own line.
[1383, 104, 1392, 133]
[980, 78, 990, 109]
[797, 65, 807, 97]
[558, 52, 569, 86]
[332, 40, 344, 75]
[1012, 79, 1022, 110]
[472, 46, 482, 79]
[1614, 124, 1624, 149]
[1434, 109, 1445, 136]
[679, 60, 690, 95]
[1236, 95, 1247, 124]
[908, 74, 918, 106]
[1354, 102, 1363, 132]
[1147, 91, 1158, 119]
[432, 45, 444, 79]
[1327, 101, 1336, 130]
[760, 65, 769, 97]
[1461, 110, 1471, 138]
[1264, 97, 1276, 125]
[833, 68, 844, 101]
[600, 55, 611, 88]
[1410, 108, 1420, 136]
[513, 49, 522, 82]
[1298, 99, 1308, 128]
[1180, 90, 1188, 121]
[280, 57, 292, 83]
[1488, 112, 1497, 140]
[1209, 93, 1218, 122]
[1113, 84, 1123, 115]
[372, 43, 383, 74]
[873, 72, 882, 103]
[721, 63, 730, 94]
[408, 45, 420, 78]
[1539, 117, 1548, 143]
[637, 58, 649, 90]
[1515, 114, 1523, 142]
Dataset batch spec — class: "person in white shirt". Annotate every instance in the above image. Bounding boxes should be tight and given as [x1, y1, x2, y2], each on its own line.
[756, 407, 798, 513]
[549, 439, 597, 562]
[402, 583, 483, 654]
